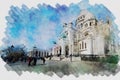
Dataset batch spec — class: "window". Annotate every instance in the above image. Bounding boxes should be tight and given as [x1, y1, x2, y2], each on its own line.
[90, 22, 92, 26]
[95, 22, 97, 26]
[82, 41, 84, 49]
[95, 19, 97, 26]
[85, 43, 87, 49]
[81, 23, 83, 28]
[74, 34, 76, 38]
[85, 23, 88, 27]
[80, 44, 81, 49]
[80, 16, 82, 19]
[65, 31, 68, 35]
[85, 32, 88, 36]
[78, 25, 80, 29]
[74, 42, 77, 45]
[83, 15, 85, 18]
[66, 32, 68, 35]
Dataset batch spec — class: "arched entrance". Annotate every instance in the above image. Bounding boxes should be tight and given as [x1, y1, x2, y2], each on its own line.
[59, 46, 61, 55]
[57, 46, 62, 57]
[65, 45, 69, 57]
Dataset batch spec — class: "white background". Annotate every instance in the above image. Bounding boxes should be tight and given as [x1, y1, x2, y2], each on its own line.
[0, 0, 120, 80]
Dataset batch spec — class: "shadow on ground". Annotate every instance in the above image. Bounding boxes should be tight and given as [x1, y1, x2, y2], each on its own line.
[3, 59, 120, 77]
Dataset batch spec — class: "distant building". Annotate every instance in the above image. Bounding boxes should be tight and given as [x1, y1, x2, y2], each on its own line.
[28, 47, 50, 58]
[52, 10, 117, 57]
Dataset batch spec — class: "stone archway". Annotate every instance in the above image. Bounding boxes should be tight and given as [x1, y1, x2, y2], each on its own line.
[59, 46, 61, 55]
[65, 45, 69, 57]
[57, 46, 62, 57]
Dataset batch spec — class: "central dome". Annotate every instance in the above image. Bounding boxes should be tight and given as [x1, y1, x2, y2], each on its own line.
[76, 10, 95, 23]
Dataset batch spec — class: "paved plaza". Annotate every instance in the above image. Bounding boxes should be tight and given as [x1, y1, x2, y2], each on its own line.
[5, 56, 111, 76]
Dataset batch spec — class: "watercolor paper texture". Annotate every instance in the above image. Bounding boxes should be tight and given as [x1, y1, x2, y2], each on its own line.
[0, 0, 120, 77]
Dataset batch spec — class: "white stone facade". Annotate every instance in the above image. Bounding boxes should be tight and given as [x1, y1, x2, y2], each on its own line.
[52, 10, 115, 57]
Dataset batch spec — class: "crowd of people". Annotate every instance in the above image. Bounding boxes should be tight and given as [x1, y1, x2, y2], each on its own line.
[27, 50, 46, 66]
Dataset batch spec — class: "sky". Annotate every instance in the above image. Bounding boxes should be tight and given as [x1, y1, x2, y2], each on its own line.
[1, 0, 120, 50]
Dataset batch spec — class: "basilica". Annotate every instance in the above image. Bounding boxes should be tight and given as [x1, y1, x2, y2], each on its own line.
[52, 10, 116, 57]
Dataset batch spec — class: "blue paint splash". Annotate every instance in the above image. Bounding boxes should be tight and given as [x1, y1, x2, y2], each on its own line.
[2, 0, 119, 50]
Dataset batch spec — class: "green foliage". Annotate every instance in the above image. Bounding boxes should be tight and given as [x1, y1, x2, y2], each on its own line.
[100, 55, 119, 64]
